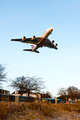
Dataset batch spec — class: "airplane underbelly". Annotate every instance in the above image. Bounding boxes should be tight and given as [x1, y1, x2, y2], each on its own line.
[38, 39, 46, 47]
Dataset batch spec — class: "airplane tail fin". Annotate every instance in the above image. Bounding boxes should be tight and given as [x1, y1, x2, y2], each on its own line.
[23, 49, 39, 53]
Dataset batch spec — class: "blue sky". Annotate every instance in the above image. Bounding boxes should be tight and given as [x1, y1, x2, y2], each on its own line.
[0, 0, 80, 97]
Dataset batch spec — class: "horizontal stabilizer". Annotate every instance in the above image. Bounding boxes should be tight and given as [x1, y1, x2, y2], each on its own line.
[23, 49, 39, 53]
[11, 39, 22, 41]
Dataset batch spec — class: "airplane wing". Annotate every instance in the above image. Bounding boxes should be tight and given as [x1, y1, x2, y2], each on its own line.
[23, 49, 39, 53]
[43, 39, 58, 50]
[11, 37, 43, 45]
[44, 44, 58, 49]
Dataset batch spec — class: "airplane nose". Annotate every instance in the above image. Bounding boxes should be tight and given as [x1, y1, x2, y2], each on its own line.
[52, 28, 53, 31]
[51, 28, 53, 32]
[51, 28, 53, 33]
[50, 27, 53, 29]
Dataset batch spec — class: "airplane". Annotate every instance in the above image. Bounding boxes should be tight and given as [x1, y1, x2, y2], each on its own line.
[11, 27, 58, 53]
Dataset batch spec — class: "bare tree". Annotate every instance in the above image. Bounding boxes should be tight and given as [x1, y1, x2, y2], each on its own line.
[10, 76, 45, 102]
[67, 86, 78, 100]
[74, 89, 80, 102]
[0, 64, 7, 88]
[58, 88, 67, 99]
[58, 88, 67, 96]
[58, 86, 80, 101]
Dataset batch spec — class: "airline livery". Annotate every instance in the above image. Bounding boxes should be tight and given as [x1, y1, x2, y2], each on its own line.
[11, 27, 58, 53]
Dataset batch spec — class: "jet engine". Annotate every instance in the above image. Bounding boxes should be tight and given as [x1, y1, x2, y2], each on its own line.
[31, 36, 35, 40]
[22, 36, 26, 41]
[51, 40, 54, 44]
[54, 43, 58, 47]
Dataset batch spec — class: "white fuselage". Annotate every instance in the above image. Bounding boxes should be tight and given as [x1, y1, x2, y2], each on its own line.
[33, 27, 53, 51]
[42, 27, 53, 38]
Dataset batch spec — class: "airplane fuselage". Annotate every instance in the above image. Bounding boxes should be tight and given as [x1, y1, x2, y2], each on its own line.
[33, 27, 53, 51]
[11, 27, 58, 53]
[42, 27, 53, 38]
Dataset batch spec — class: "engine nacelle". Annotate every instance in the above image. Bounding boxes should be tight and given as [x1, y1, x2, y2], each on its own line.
[54, 43, 58, 47]
[31, 36, 35, 40]
[22, 36, 26, 41]
[51, 40, 54, 44]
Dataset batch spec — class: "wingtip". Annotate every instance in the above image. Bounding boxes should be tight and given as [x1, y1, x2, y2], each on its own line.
[11, 39, 22, 41]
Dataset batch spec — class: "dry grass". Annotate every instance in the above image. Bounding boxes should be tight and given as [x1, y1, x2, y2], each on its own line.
[0, 102, 80, 120]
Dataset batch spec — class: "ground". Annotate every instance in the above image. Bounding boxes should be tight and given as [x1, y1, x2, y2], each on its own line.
[0, 102, 80, 120]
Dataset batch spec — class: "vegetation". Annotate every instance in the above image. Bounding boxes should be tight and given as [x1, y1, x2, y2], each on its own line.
[0, 64, 7, 88]
[9, 76, 45, 102]
[58, 86, 80, 101]
[0, 64, 80, 119]
[0, 102, 80, 120]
